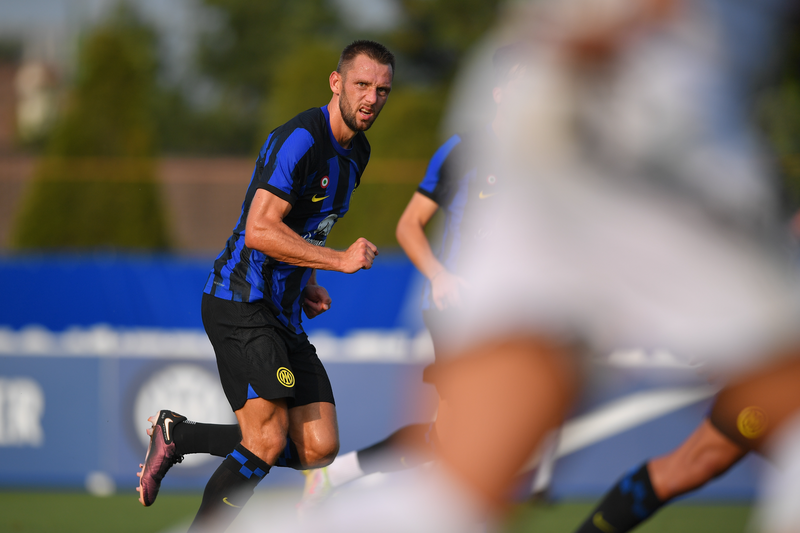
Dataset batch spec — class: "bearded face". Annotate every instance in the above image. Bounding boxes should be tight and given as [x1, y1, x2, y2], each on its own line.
[335, 54, 392, 134]
[338, 76, 380, 132]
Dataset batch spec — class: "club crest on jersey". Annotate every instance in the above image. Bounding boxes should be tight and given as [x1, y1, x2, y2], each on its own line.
[320, 176, 329, 189]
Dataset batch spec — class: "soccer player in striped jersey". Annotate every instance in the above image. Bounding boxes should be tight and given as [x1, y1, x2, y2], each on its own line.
[135, 40, 394, 532]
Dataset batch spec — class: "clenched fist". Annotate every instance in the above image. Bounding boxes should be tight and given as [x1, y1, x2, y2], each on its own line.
[339, 237, 379, 273]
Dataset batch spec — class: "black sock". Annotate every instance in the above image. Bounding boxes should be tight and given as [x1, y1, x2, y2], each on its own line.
[173, 421, 242, 457]
[187, 444, 270, 532]
[274, 438, 302, 469]
[357, 423, 437, 474]
[574, 462, 664, 533]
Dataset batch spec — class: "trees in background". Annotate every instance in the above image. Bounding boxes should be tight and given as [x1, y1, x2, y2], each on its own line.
[187, 0, 502, 158]
[11, 4, 170, 250]
[12, 0, 797, 251]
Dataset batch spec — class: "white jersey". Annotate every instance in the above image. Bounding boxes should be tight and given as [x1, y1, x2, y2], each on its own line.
[442, 0, 800, 377]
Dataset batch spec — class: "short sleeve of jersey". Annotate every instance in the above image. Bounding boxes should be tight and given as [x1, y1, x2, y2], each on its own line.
[417, 134, 462, 206]
[259, 127, 316, 205]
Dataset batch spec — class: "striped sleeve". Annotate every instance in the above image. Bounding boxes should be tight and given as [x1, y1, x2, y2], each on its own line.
[260, 128, 316, 205]
[417, 134, 461, 205]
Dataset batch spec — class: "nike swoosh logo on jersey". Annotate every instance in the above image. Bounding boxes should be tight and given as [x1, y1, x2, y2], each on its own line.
[478, 191, 496, 200]
[312, 194, 329, 202]
[164, 419, 172, 441]
[223, 497, 241, 508]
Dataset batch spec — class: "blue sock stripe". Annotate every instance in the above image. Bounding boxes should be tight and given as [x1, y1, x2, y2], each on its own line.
[620, 464, 659, 520]
[276, 441, 291, 467]
[230, 449, 248, 466]
[228, 446, 269, 480]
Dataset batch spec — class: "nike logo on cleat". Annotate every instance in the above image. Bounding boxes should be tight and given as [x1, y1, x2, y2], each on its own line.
[164, 419, 172, 441]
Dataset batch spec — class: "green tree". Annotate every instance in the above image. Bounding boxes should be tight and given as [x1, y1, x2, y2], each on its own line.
[257, 40, 342, 141]
[11, 3, 170, 250]
[386, 0, 503, 84]
[192, 0, 502, 154]
[196, 0, 340, 152]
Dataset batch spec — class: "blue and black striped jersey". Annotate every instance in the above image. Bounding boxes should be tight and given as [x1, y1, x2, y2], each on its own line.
[204, 106, 370, 333]
[416, 125, 499, 310]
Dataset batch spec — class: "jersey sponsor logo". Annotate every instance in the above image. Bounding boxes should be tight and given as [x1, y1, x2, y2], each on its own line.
[277, 367, 295, 388]
[478, 191, 496, 200]
[312, 194, 329, 202]
[737, 406, 768, 439]
[222, 497, 241, 508]
[302, 214, 338, 246]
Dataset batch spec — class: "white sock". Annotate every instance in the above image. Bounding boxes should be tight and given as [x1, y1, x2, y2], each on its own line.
[326, 451, 365, 488]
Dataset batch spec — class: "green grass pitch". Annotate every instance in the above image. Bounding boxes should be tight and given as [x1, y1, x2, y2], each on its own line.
[0, 491, 753, 532]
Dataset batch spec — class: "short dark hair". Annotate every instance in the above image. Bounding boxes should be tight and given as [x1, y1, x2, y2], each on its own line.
[337, 40, 395, 77]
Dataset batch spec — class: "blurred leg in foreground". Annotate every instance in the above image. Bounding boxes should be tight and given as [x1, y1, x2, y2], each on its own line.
[429, 0, 800, 530]
[435, 335, 579, 512]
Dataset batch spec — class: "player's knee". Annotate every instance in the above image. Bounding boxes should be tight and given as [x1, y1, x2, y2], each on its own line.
[239, 423, 288, 465]
[303, 438, 340, 468]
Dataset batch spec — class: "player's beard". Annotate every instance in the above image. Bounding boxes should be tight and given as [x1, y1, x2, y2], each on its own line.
[339, 89, 377, 132]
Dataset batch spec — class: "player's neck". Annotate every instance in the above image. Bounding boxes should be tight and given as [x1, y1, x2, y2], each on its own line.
[326, 101, 357, 149]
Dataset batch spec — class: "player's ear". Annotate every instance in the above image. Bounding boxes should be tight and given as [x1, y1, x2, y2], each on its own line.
[329, 70, 342, 95]
[492, 86, 503, 105]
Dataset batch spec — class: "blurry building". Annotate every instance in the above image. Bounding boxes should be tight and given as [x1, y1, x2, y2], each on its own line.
[0, 155, 253, 254]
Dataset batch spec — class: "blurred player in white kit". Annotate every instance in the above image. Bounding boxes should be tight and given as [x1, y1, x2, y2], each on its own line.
[228, 1, 800, 532]
[435, 1, 800, 532]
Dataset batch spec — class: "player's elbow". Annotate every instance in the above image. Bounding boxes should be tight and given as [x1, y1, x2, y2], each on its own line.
[244, 231, 261, 251]
[395, 218, 411, 249]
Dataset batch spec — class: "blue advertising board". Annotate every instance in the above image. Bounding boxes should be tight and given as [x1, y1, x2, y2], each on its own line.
[0, 255, 766, 500]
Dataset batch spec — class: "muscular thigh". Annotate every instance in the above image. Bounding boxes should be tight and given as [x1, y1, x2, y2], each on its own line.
[288, 402, 338, 447]
[288, 402, 339, 467]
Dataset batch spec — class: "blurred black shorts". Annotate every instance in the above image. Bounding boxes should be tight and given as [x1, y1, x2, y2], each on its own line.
[201, 293, 335, 411]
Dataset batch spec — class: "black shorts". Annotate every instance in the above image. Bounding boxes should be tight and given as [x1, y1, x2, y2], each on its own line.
[201, 293, 335, 411]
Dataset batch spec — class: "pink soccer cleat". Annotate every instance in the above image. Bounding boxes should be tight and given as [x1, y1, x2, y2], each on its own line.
[136, 410, 186, 506]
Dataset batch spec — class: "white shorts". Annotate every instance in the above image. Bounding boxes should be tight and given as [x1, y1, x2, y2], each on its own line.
[447, 168, 800, 377]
